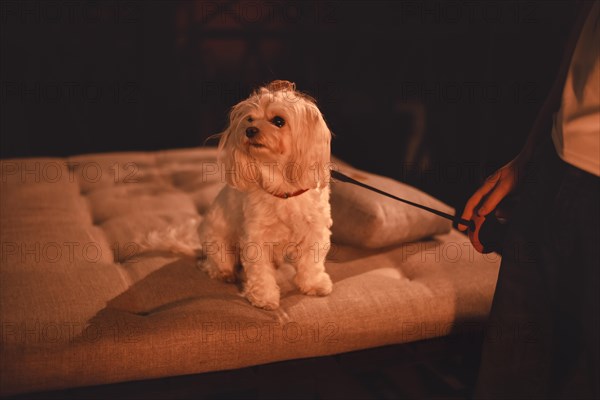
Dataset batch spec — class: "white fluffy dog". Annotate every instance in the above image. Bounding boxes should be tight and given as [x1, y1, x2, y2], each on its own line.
[197, 80, 333, 310]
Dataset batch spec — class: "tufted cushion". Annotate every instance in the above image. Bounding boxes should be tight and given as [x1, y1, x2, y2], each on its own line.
[0, 147, 500, 395]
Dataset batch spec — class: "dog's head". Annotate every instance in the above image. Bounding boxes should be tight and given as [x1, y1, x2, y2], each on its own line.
[217, 80, 331, 192]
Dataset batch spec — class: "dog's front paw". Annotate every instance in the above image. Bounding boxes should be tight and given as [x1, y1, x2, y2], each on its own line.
[244, 289, 280, 310]
[198, 259, 236, 283]
[243, 281, 280, 310]
[296, 272, 333, 296]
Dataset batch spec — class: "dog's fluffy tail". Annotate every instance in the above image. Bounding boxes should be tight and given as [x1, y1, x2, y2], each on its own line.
[139, 218, 202, 258]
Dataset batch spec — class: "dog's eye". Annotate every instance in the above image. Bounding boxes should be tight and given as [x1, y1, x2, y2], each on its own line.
[247, 116, 253, 123]
[272, 116, 285, 128]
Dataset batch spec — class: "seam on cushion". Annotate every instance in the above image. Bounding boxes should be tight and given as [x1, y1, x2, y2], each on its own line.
[66, 155, 133, 286]
[154, 151, 208, 217]
[107, 151, 206, 283]
[154, 150, 180, 193]
[110, 153, 171, 284]
[68, 154, 133, 286]
[110, 154, 166, 283]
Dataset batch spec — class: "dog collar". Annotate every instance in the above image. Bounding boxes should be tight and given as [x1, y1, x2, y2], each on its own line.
[270, 188, 310, 199]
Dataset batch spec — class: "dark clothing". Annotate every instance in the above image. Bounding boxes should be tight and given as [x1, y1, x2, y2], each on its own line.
[474, 137, 599, 399]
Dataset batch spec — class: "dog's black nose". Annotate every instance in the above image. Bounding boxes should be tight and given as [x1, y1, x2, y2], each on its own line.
[245, 127, 259, 138]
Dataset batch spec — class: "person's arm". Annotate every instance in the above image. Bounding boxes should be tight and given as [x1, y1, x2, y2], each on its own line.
[458, 1, 593, 231]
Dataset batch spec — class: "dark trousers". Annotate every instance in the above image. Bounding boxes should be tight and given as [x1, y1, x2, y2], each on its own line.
[474, 138, 599, 399]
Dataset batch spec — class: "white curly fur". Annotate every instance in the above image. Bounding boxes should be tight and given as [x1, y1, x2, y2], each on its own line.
[149, 81, 334, 310]
[143, 218, 202, 257]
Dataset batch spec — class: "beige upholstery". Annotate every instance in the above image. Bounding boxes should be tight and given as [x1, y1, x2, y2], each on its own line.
[330, 164, 455, 249]
[0, 148, 500, 395]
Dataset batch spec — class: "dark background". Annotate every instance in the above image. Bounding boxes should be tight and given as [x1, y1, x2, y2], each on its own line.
[0, 0, 579, 209]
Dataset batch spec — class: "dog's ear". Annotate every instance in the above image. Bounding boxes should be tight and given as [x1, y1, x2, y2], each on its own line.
[289, 101, 332, 189]
[217, 105, 255, 191]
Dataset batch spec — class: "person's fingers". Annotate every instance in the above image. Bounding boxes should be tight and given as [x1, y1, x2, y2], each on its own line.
[477, 180, 513, 216]
[459, 196, 480, 230]
[459, 194, 483, 230]
[458, 201, 477, 231]
[457, 221, 470, 232]
[458, 178, 499, 231]
[458, 160, 521, 231]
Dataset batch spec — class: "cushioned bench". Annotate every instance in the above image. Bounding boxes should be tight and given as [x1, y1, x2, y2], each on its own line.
[0, 147, 499, 396]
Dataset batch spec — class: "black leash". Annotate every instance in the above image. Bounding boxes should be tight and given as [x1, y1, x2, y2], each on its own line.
[330, 170, 474, 230]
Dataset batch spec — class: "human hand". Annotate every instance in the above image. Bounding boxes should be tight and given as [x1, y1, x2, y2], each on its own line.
[458, 156, 525, 231]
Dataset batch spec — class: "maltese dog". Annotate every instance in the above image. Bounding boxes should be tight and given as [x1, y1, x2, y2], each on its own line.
[152, 80, 333, 310]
